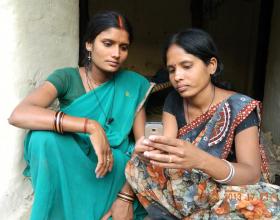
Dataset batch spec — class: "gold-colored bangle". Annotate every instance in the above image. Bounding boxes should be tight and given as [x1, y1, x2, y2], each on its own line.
[117, 196, 133, 204]
[117, 193, 134, 202]
[119, 191, 135, 199]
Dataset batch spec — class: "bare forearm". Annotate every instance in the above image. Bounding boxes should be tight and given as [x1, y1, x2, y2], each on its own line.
[9, 104, 57, 130]
[198, 152, 261, 185]
[9, 104, 97, 134]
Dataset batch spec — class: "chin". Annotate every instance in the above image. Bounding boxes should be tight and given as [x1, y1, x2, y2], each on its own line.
[178, 90, 196, 98]
[102, 66, 120, 73]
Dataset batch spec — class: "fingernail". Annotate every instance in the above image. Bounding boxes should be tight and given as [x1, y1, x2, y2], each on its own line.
[149, 135, 156, 141]
[143, 151, 150, 157]
[143, 139, 150, 145]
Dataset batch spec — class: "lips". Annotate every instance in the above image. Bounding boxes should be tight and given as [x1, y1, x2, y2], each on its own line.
[177, 85, 190, 93]
[106, 60, 119, 67]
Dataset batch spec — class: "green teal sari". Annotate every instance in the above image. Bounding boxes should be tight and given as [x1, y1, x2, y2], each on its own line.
[23, 70, 153, 220]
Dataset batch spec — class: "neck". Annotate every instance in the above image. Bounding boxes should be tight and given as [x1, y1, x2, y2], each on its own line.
[88, 64, 114, 85]
[185, 83, 215, 113]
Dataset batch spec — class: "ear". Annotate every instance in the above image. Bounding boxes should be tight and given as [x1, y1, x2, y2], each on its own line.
[85, 42, 93, 52]
[207, 57, 218, 76]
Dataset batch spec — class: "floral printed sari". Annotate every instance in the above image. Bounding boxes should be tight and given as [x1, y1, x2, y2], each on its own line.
[126, 93, 280, 219]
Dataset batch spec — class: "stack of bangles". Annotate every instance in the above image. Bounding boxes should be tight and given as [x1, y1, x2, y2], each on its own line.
[213, 159, 235, 184]
[53, 111, 65, 134]
[117, 192, 135, 204]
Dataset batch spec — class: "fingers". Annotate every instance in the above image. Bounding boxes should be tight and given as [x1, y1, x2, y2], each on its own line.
[95, 153, 106, 178]
[144, 151, 177, 163]
[89, 127, 113, 178]
[149, 135, 184, 147]
[149, 160, 184, 169]
[148, 149, 163, 154]
[147, 135, 193, 159]
[144, 137, 184, 157]
[99, 152, 108, 177]
[95, 149, 113, 178]
[103, 150, 113, 175]
[144, 152, 187, 169]
[90, 125, 112, 177]
[101, 210, 112, 220]
[134, 137, 154, 154]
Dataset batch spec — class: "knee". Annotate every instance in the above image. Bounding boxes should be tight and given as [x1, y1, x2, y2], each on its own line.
[27, 131, 62, 156]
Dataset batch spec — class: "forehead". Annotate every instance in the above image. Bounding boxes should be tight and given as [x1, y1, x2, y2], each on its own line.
[96, 27, 129, 44]
[166, 44, 197, 65]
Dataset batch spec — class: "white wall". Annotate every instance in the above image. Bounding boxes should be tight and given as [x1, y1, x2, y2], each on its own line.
[0, 0, 79, 219]
[263, 0, 280, 145]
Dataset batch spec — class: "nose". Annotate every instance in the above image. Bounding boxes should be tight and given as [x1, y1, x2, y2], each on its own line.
[174, 69, 184, 82]
[112, 46, 120, 59]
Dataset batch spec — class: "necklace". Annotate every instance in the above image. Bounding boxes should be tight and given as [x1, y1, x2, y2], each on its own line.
[186, 85, 215, 123]
[85, 69, 115, 125]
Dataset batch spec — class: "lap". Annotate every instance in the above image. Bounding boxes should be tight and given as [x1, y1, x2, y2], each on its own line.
[126, 155, 280, 219]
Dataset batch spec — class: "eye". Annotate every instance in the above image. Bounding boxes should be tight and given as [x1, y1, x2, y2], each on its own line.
[103, 40, 112, 47]
[167, 68, 175, 74]
[120, 44, 129, 52]
[183, 65, 192, 70]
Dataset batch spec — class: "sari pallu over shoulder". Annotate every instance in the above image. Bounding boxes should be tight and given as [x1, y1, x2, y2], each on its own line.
[126, 93, 280, 220]
[61, 70, 154, 149]
[178, 93, 270, 182]
[24, 70, 153, 220]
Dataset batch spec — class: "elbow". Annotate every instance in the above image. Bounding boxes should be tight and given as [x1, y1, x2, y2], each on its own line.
[248, 168, 261, 184]
[252, 171, 261, 184]
[8, 113, 17, 126]
[8, 109, 21, 127]
[249, 175, 261, 185]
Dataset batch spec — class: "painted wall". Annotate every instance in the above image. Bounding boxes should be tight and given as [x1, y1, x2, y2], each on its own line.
[0, 0, 79, 219]
[263, 0, 280, 145]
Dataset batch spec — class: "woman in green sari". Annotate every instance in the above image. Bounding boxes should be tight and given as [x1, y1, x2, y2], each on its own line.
[9, 11, 153, 220]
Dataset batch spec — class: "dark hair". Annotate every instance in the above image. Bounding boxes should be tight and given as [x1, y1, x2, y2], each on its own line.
[82, 11, 133, 66]
[163, 28, 224, 86]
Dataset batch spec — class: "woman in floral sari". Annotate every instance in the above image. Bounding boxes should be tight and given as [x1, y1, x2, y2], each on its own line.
[126, 28, 280, 219]
[9, 11, 153, 220]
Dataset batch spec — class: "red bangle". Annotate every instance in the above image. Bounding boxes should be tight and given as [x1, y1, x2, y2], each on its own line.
[83, 118, 89, 133]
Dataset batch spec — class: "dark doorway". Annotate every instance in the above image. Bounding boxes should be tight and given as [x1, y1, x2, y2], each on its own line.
[78, 0, 273, 101]
[252, 0, 273, 101]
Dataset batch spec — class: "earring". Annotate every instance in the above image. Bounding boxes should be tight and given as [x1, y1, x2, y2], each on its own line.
[88, 51, 92, 62]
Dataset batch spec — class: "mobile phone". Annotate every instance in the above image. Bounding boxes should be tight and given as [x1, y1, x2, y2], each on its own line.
[145, 122, 163, 138]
